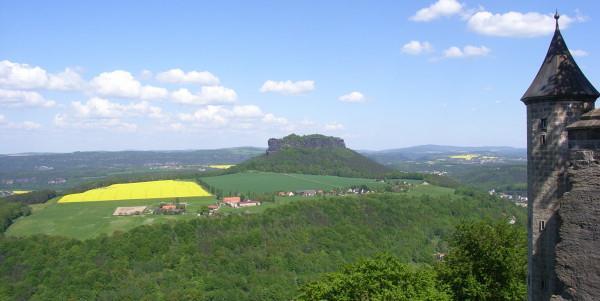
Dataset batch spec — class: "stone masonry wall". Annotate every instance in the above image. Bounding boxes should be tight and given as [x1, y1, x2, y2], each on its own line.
[553, 150, 600, 301]
[527, 101, 591, 300]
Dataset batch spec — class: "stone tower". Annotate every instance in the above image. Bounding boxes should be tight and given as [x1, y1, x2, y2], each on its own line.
[521, 13, 599, 300]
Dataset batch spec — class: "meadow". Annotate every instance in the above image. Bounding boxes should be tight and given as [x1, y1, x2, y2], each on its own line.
[59, 179, 211, 203]
[7, 196, 216, 239]
[201, 171, 385, 194]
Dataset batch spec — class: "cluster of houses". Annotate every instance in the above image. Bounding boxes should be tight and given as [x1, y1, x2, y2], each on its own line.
[277, 187, 372, 197]
[48, 178, 67, 185]
[488, 189, 528, 207]
[206, 196, 262, 215]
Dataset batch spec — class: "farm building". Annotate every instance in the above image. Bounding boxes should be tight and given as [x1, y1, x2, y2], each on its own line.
[156, 203, 186, 214]
[239, 200, 260, 207]
[113, 206, 147, 216]
[222, 196, 241, 208]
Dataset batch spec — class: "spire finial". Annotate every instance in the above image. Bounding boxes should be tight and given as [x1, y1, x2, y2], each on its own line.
[554, 10, 560, 29]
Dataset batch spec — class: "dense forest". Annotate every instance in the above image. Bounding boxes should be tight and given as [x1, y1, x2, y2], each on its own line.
[298, 221, 526, 300]
[0, 191, 525, 300]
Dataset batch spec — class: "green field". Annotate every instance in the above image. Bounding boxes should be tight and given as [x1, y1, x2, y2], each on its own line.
[6, 172, 450, 240]
[59, 180, 211, 203]
[6, 196, 216, 239]
[201, 171, 384, 194]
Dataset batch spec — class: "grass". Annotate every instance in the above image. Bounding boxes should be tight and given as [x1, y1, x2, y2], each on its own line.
[59, 180, 211, 203]
[7, 196, 217, 240]
[201, 171, 384, 194]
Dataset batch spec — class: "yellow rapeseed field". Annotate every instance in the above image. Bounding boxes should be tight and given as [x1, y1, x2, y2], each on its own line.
[58, 180, 211, 203]
[12, 190, 31, 194]
[208, 164, 236, 169]
[449, 154, 480, 160]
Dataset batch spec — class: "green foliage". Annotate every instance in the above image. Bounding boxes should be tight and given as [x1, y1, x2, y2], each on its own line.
[234, 147, 390, 178]
[1, 190, 56, 205]
[0, 193, 525, 300]
[297, 254, 452, 301]
[0, 200, 30, 233]
[437, 221, 527, 301]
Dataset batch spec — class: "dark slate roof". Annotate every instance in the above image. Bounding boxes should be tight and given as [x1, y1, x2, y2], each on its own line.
[521, 19, 599, 103]
[567, 109, 600, 130]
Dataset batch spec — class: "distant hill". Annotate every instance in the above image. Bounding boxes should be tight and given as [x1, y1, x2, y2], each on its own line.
[0, 147, 264, 172]
[233, 134, 390, 178]
[0, 147, 264, 190]
[362, 144, 526, 163]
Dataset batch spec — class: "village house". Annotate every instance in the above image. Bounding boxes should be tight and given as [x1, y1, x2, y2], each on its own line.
[222, 196, 241, 208]
[156, 202, 186, 214]
[277, 191, 295, 197]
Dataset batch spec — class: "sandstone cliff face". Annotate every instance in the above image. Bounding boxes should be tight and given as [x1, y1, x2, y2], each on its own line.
[267, 134, 346, 154]
[553, 150, 600, 301]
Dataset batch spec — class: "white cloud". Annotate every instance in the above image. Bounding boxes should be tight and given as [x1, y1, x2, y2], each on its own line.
[156, 68, 220, 86]
[262, 113, 288, 125]
[401, 40, 433, 55]
[89, 70, 167, 100]
[178, 104, 287, 130]
[443, 45, 490, 58]
[570, 49, 589, 57]
[467, 11, 576, 37]
[324, 122, 345, 131]
[260, 80, 315, 95]
[0, 89, 56, 107]
[0, 60, 84, 91]
[0, 114, 41, 130]
[47, 68, 85, 90]
[171, 86, 237, 105]
[410, 0, 463, 22]
[71, 97, 164, 120]
[338, 91, 366, 103]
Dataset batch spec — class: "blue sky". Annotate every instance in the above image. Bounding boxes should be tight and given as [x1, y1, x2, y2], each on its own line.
[1, 0, 599, 153]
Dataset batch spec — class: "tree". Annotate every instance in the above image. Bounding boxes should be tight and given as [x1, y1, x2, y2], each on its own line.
[297, 254, 452, 301]
[437, 221, 527, 301]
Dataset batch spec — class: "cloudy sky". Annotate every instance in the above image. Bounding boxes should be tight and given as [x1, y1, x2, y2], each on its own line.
[1, 0, 599, 153]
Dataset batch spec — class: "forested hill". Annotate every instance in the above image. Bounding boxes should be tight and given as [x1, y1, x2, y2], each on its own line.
[233, 134, 390, 178]
[0, 192, 525, 300]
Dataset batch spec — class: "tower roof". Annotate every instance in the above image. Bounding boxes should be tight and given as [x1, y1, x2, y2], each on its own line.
[521, 13, 599, 103]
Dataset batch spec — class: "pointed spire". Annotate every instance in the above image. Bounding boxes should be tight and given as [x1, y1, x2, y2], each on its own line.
[521, 13, 599, 103]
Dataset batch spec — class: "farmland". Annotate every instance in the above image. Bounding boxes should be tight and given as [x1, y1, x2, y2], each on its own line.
[59, 180, 211, 203]
[201, 171, 386, 194]
[7, 196, 216, 239]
